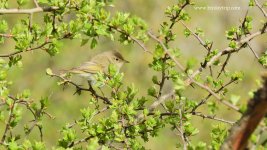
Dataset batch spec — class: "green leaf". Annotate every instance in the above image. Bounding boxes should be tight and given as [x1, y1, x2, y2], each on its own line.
[229, 40, 237, 49]
[195, 27, 204, 36]
[196, 141, 207, 150]
[250, 134, 257, 144]
[21, 89, 31, 99]
[7, 139, 19, 150]
[38, 0, 49, 4]
[147, 86, 157, 97]
[231, 71, 244, 81]
[210, 124, 227, 149]
[81, 38, 90, 46]
[173, 78, 185, 91]
[259, 50, 267, 67]
[208, 101, 218, 114]
[17, 0, 29, 6]
[9, 55, 22, 67]
[184, 28, 191, 37]
[0, 70, 7, 81]
[46, 68, 53, 76]
[0, 20, 8, 33]
[47, 39, 62, 56]
[40, 97, 49, 109]
[152, 75, 159, 84]
[0, 0, 8, 8]
[186, 58, 197, 70]
[184, 122, 199, 136]
[90, 38, 98, 49]
[230, 95, 240, 105]
[22, 140, 32, 149]
[32, 141, 46, 150]
[86, 138, 100, 150]
[249, 0, 255, 6]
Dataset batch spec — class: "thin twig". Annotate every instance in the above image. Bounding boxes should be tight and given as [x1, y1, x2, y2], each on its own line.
[193, 80, 239, 111]
[254, 0, 267, 18]
[181, 21, 211, 51]
[217, 53, 231, 78]
[137, 91, 174, 120]
[0, 33, 72, 58]
[49, 73, 112, 105]
[178, 98, 188, 150]
[33, 0, 40, 8]
[0, 7, 59, 14]
[67, 128, 114, 147]
[1, 98, 16, 143]
[189, 79, 237, 113]
[185, 27, 267, 86]
[168, 1, 190, 32]
[0, 33, 14, 38]
[192, 112, 235, 125]
[247, 43, 260, 59]
[0, 41, 51, 58]
[108, 25, 151, 54]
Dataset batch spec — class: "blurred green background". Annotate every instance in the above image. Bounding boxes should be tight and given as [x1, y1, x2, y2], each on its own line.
[0, 0, 267, 149]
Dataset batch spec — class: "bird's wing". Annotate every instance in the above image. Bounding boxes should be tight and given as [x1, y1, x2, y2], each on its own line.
[69, 62, 104, 74]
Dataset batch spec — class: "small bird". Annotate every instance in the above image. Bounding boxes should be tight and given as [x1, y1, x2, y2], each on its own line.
[64, 50, 129, 82]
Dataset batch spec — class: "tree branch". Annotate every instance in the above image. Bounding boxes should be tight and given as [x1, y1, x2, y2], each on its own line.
[0, 41, 51, 58]
[0, 6, 59, 14]
[192, 112, 235, 125]
[254, 0, 267, 18]
[221, 73, 267, 150]
[48, 72, 112, 105]
[181, 21, 211, 51]
[33, 0, 40, 8]
[1, 98, 16, 143]
[185, 27, 267, 86]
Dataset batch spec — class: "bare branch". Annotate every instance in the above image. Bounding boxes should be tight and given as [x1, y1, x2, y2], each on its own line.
[0, 6, 59, 14]
[33, 0, 40, 8]
[217, 53, 231, 78]
[247, 43, 260, 60]
[0, 33, 72, 58]
[107, 25, 151, 54]
[254, 0, 267, 18]
[0, 33, 14, 38]
[192, 112, 235, 125]
[189, 79, 237, 113]
[67, 127, 114, 148]
[0, 41, 51, 58]
[193, 80, 239, 111]
[137, 91, 175, 120]
[48, 72, 112, 105]
[1, 98, 16, 143]
[185, 27, 267, 86]
[181, 21, 211, 51]
[168, 1, 190, 31]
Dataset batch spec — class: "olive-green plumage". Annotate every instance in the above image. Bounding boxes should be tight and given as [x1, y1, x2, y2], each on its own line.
[67, 50, 129, 80]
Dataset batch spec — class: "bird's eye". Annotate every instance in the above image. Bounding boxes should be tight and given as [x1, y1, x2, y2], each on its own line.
[115, 58, 119, 61]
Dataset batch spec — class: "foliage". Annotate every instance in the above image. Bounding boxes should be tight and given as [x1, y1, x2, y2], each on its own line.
[0, 0, 267, 149]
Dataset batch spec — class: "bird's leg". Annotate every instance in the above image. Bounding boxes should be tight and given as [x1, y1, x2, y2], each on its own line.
[88, 80, 93, 89]
[73, 87, 82, 95]
[98, 87, 105, 97]
[88, 80, 98, 96]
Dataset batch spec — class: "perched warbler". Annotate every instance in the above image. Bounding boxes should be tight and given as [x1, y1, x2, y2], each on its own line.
[64, 50, 129, 82]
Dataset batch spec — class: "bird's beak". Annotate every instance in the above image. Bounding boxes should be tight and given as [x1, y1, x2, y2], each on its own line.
[124, 59, 130, 63]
